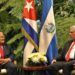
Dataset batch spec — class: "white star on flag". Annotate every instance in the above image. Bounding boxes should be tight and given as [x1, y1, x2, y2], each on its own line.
[25, 1, 33, 12]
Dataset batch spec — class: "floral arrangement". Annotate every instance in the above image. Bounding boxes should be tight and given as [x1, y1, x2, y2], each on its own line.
[26, 52, 48, 66]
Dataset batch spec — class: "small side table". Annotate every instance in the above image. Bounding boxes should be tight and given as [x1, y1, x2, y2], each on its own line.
[19, 65, 50, 75]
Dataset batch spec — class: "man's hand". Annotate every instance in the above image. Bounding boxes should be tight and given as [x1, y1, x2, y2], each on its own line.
[0, 59, 4, 64]
[0, 58, 11, 64]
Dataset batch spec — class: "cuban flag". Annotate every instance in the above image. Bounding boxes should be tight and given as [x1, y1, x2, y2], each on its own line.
[22, 0, 39, 66]
[39, 0, 58, 63]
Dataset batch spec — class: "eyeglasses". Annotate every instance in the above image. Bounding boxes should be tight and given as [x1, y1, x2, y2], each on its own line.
[70, 32, 75, 33]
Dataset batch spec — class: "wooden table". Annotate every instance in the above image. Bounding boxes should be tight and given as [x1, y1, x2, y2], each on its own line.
[17, 62, 63, 75]
[17, 61, 75, 75]
[20, 65, 50, 75]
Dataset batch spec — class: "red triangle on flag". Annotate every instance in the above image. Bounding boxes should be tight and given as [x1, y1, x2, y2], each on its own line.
[22, 0, 37, 20]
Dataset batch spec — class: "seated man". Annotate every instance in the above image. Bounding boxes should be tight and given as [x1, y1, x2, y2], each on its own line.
[56, 25, 75, 75]
[0, 32, 16, 75]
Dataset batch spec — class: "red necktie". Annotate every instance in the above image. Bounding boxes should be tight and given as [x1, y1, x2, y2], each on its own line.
[0, 46, 4, 58]
[65, 42, 75, 61]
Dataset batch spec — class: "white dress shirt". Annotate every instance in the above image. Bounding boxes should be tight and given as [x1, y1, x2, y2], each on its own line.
[70, 45, 75, 59]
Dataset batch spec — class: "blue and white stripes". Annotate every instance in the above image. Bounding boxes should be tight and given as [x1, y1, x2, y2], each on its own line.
[39, 0, 58, 63]
[22, 0, 39, 66]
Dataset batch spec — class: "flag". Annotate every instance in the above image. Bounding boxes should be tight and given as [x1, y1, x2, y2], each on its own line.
[22, 0, 39, 66]
[39, 0, 58, 63]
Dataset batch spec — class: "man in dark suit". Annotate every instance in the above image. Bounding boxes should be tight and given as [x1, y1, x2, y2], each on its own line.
[0, 32, 16, 75]
[57, 25, 75, 75]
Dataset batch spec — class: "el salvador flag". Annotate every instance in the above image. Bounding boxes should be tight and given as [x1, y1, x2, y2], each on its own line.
[39, 0, 58, 63]
[22, 0, 39, 67]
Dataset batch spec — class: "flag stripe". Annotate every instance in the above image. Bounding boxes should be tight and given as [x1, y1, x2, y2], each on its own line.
[41, 0, 52, 27]
[22, 19, 39, 45]
[25, 18, 38, 32]
[46, 35, 58, 62]
[23, 41, 34, 66]
[23, 37, 37, 53]
[21, 27, 39, 51]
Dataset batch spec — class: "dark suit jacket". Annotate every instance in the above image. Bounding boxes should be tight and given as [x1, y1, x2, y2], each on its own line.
[3, 44, 14, 61]
[57, 40, 73, 61]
